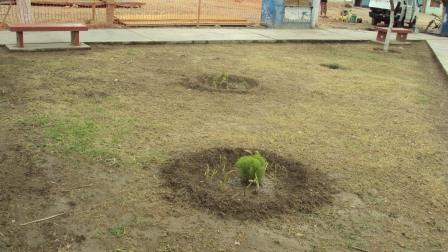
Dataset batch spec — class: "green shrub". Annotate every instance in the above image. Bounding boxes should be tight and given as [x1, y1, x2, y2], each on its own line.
[235, 152, 267, 188]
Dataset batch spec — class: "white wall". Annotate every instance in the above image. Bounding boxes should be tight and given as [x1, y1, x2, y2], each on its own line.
[424, 0, 443, 15]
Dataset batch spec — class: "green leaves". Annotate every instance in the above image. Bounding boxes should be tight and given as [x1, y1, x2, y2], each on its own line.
[235, 152, 267, 188]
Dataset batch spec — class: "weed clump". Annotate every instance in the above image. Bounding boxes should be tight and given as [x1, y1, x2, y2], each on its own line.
[320, 63, 345, 70]
[235, 152, 267, 189]
[183, 74, 259, 93]
[210, 73, 248, 90]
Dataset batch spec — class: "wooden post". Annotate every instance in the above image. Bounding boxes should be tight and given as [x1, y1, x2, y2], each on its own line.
[16, 0, 32, 23]
[91, 2, 96, 23]
[106, 0, 115, 27]
[197, 0, 202, 27]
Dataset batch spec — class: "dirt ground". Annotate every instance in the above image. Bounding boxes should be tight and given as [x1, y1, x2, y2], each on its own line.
[319, 2, 436, 32]
[1, 42, 448, 251]
[162, 148, 335, 219]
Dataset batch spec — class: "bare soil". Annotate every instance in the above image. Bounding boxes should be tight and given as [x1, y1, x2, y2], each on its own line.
[182, 74, 260, 93]
[162, 148, 335, 219]
[1, 42, 448, 251]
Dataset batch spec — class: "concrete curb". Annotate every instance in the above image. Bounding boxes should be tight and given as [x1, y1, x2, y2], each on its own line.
[5, 42, 90, 52]
[425, 40, 448, 77]
[82, 39, 371, 46]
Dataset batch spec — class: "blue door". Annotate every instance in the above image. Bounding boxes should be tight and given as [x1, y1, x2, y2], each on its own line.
[441, 5, 448, 36]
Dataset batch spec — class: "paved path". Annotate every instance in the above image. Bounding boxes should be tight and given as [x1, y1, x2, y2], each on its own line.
[0, 28, 374, 44]
[426, 39, 448, 76]
[1, 27, 447, 74]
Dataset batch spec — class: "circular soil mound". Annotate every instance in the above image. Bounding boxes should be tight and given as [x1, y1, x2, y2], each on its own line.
[182, 74, 259, 93]
[162, 148, 335, 219]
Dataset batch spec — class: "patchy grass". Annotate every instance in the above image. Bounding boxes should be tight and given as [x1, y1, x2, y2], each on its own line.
[0, 42, 447, 251]
[108, 225, 126, 238]
[47, 119, 99, 154]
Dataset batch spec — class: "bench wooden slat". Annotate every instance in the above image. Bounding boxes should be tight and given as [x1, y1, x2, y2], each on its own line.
[376, 27, 411, 43]
[377, 27, 411, 34]
[9, 23, 88, 32]
[8, 23, 88, 48]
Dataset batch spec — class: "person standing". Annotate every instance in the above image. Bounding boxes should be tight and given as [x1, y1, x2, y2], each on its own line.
[320, 0, 328, 17]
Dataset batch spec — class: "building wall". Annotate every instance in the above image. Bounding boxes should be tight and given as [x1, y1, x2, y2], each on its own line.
[361, 0, 370, 7]
[422, 0, 443, 15]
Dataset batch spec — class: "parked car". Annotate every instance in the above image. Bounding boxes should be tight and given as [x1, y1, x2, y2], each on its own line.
[369, 0, 422, 28]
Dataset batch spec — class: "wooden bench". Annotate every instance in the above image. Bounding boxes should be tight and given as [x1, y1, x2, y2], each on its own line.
[8, 23, 88, 48]
[376, 27, 412, 43]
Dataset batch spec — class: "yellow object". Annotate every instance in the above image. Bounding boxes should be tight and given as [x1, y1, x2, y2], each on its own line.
[340, 15, 348, 22]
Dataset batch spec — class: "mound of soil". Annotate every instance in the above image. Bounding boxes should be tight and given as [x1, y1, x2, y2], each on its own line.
[182, 74, 259, 93]
[162, 148, 335, 219]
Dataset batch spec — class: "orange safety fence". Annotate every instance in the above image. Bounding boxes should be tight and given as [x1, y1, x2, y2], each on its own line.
[0, 0, 262, 27]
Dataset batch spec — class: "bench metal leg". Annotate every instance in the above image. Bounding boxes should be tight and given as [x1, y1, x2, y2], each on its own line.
[376, 30, 387, 42]
[16, 31, 24, 48]
[396, 33, 408, 42]
[71, 31, 80, 46]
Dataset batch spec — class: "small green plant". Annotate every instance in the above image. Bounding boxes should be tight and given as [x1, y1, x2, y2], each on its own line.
[108, 225, 126, 238]
[212, 73, 229, 89]
[235, 152, 267, 189]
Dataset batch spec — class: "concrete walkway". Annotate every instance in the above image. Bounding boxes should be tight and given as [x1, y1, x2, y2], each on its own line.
[0, 27, 447, 73]
[0, 27, 440, 44]
[426, 39, 448, 76]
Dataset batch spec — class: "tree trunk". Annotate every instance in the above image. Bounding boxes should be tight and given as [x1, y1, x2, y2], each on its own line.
[16, 0, 32, 23]
[383, 0, 394, 52]
[311, 0, 320, 28]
